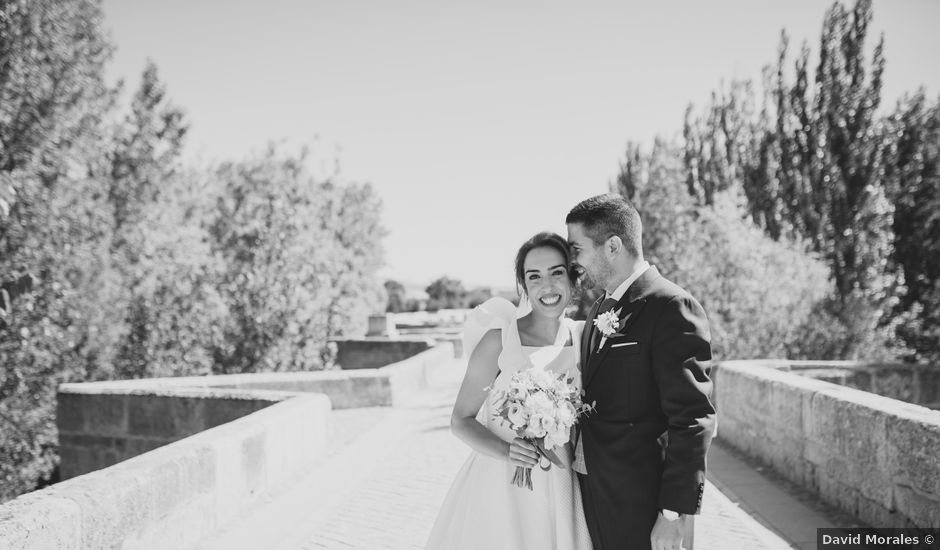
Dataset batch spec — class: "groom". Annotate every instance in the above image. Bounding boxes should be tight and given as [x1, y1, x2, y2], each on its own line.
[566, 194, 716, 550]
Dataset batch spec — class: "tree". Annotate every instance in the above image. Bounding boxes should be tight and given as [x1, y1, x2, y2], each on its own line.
[104, 63, 227, 380]
[425, 276, 467, 311]
[384, 280, 407, 313]
[613, 140, 830, 360]
[885, 92, 940, 364]
[680, 0, 905, 359]
[208, 146, 384, 373]
[0, 0, 116, 501]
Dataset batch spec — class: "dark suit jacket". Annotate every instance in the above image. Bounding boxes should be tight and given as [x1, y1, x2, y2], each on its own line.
[578, 266, 716, 550]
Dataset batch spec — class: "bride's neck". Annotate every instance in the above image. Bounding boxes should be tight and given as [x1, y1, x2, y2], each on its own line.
[525, 311, 562, 340]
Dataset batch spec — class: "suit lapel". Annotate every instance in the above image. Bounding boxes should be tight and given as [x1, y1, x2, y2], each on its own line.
[583, 299, 647, 389]
[580, 297, 603, 374]
[583, 266, 663, 389]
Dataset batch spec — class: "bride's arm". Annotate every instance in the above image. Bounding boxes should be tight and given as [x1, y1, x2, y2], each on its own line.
[451, 329, 538, 467]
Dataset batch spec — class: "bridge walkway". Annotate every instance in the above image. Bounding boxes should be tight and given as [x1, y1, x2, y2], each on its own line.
[195, 358, 848, 550]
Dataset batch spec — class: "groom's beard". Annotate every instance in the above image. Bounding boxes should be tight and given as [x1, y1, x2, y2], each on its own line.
[578, 268, 602, 291]
[579, 260, 612, 292]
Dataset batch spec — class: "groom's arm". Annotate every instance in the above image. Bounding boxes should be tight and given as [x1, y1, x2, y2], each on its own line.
[651, 293, 716, 515]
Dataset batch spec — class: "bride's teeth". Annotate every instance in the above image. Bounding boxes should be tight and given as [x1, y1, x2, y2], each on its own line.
[539, 294, 561, 305]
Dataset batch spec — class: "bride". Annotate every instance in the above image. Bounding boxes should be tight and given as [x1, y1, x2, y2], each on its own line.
[426, 232, 593, 550]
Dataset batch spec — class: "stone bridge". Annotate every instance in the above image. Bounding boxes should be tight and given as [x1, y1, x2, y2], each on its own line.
[1, 319, 938, 549]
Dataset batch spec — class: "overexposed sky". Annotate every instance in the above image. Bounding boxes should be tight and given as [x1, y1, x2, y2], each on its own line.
[101, 0, 940, 289]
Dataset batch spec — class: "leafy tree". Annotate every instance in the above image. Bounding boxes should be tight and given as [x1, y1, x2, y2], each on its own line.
[425, 276, 467, 311]
[317, 180, 386, 340]
[105, 63, 226, 380]
[885, 92, 940, 364]
[679, 0, 907, 359]
[614, 140, 830, 360]
[384, 280, 407, 313]
[0, 0, 116, 501]
[208, 146, 384, 373]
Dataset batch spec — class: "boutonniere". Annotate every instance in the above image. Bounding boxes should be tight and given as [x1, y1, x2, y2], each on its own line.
[593, 308, 631, 349]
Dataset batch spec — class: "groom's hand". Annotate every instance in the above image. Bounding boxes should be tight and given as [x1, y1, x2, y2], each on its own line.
[650, 510, 691, 550]
[507, 438, 539, 467]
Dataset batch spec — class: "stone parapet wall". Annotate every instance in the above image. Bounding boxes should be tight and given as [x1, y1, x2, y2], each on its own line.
[0, 342, 454, 549]
[784, 362, 940, 409]
[0, 394, 331, 550]
[713, 360, 940, 529]
[57, 387, 291, 480]
[55, 343, 454, 479]
[332, 338, 434, 369]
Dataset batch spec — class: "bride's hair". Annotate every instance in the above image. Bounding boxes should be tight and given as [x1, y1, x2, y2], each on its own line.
[513, 232, 578, 296]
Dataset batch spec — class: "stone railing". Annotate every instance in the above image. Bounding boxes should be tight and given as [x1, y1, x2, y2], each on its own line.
[783, 361, 940, 410]
[713, 360, 940, 529]
[0, 342, 454, 549]
[332, 337, 435, 369]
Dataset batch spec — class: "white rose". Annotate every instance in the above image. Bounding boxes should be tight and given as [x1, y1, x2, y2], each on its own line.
[507, 403, 527, 428]
[540, 415, 557, 435]
[526, 413, 548, 438]
[555, 405, 574, 426]
[525, 392, 554, 415]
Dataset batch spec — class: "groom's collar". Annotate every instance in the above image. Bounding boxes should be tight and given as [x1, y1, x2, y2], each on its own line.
[605, 260, 651, 302]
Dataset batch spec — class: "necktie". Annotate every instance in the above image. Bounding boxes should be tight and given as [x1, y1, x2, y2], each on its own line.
[590, 296, 619, 352]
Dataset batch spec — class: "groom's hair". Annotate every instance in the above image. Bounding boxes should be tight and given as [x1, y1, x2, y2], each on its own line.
[565, 194, 642, 257]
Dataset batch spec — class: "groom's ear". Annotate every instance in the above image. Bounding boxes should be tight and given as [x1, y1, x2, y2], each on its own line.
[606, 235, 623, 256]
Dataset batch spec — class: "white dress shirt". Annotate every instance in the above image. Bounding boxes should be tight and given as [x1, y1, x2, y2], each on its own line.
[606, 260, 651, 302]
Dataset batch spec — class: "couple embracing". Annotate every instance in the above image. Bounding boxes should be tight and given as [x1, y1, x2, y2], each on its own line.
[426, 194, 716, 550]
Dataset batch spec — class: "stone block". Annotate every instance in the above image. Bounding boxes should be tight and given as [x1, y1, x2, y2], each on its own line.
[128, 396, 176, 438]
[57, 392, 87, 434]
[856, 494, 894, 528]
[171, 397, 207, 436]
[58, 444, 98, 480]
[892, 485, 940, 528]
[885, 414, 940, 498]
[83, 394, 129, 437]
[203, 398, 275, 429]
[242, 432, 267, 497]
[367, 314, 398, 337]
[0, 492, 82, 550]
[334, 338, 433, 370]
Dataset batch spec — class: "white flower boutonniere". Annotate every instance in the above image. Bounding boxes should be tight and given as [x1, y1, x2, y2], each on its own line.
[593, 307, 627, 349]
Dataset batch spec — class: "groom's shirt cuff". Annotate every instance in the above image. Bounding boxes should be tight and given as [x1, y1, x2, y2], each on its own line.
[661, 509, 682, 520]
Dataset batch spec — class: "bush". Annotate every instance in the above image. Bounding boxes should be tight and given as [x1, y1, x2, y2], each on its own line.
[616, 141, 831, 360]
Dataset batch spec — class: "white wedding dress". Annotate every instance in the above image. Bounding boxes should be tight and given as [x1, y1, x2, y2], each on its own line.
[425, 298, 593, 550]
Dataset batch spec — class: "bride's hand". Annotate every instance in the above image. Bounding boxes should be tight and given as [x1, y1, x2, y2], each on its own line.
[508, 438, 539, 468]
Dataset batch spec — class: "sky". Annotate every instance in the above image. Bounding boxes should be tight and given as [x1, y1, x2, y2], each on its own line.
[100, 0, 940, 289]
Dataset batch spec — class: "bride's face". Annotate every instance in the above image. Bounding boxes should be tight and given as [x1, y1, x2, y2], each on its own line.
[522, 246, 572, 316]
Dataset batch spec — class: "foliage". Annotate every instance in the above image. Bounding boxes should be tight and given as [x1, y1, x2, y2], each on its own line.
[0, 0, 117, 502]
[0, 2, 387, 503]
[885, 92, 940, 364]
[425, 276, 467, 311]
[105, 63, 228, 380]
[207, 146, 384, 374]
[677, 0, 920, 360]
[384, 280, 407, 313]
[614, 140, 831, 360]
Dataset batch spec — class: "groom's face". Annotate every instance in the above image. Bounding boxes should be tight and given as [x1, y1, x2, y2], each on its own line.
[566, 222, 610, 290]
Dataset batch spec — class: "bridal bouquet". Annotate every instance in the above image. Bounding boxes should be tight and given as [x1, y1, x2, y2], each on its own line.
[490, 367, 594, 490]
